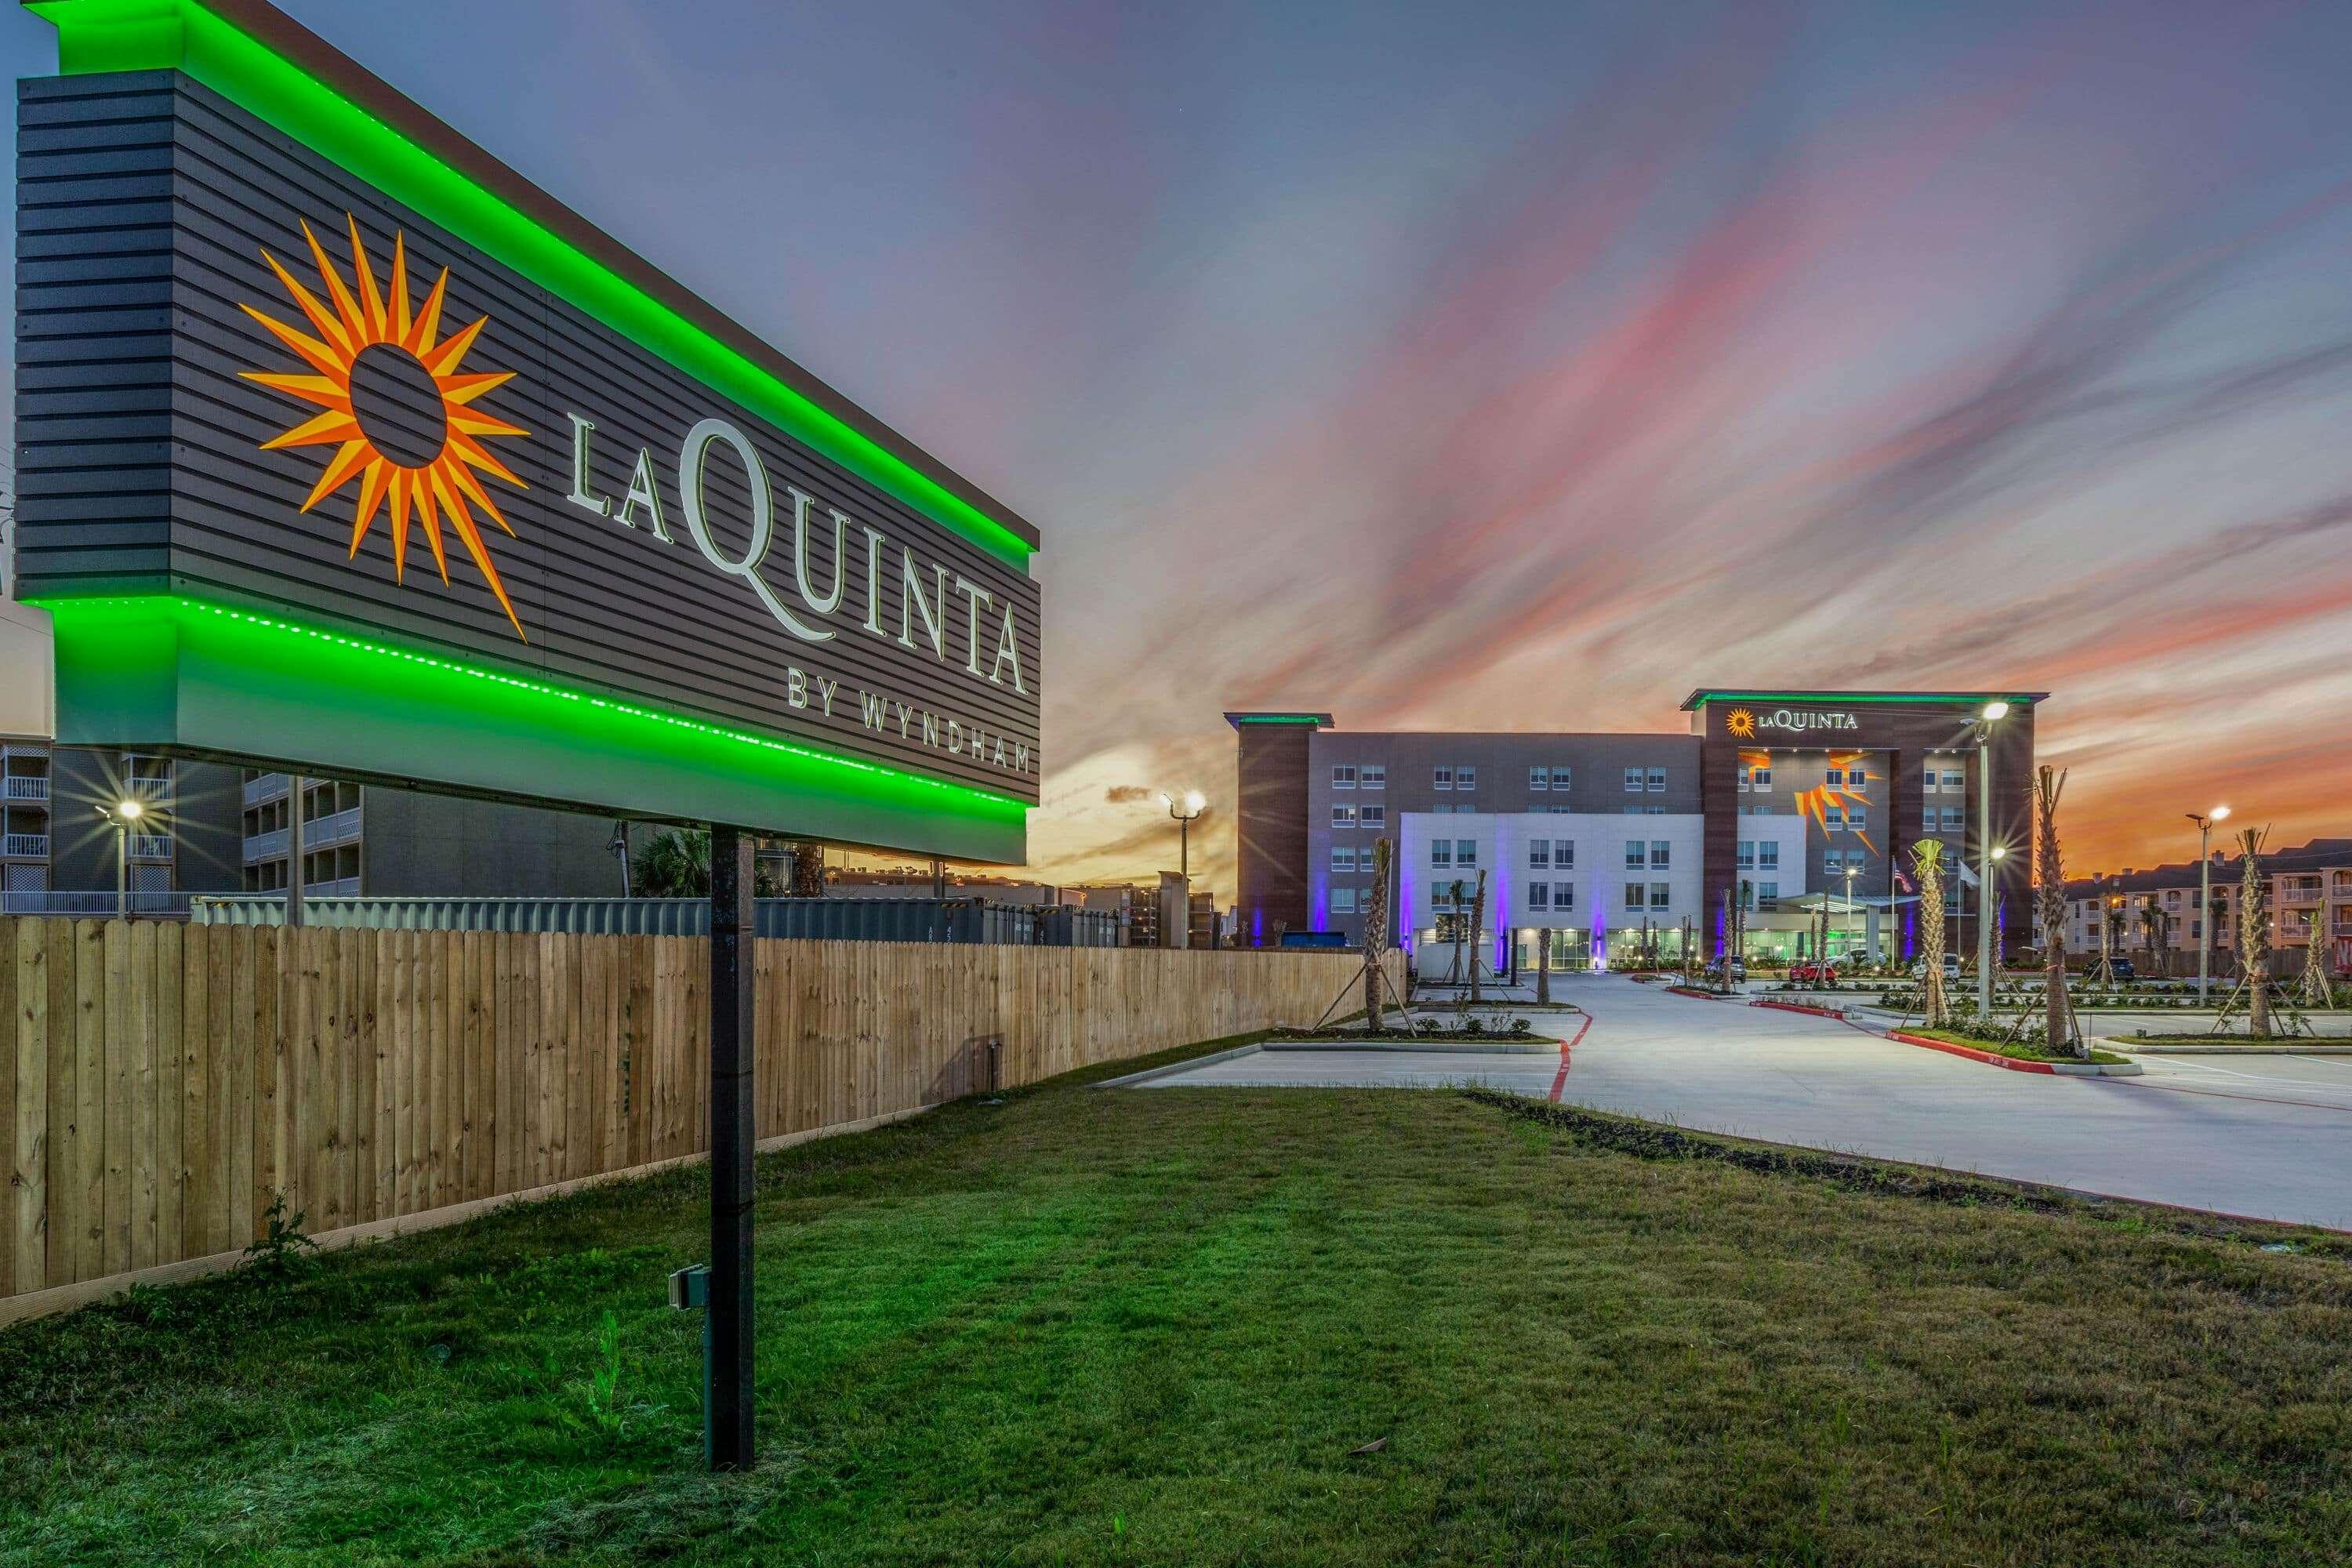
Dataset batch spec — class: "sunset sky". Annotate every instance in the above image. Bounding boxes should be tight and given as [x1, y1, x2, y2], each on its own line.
[5, 1, 2349, 892]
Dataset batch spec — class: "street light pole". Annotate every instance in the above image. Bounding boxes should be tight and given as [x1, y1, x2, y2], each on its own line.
[1974, 702, 2009, 1018]
[97, 797, 145, 920]
[1159, 790, 1205, 881]
[2188, 805, 2230, 1004]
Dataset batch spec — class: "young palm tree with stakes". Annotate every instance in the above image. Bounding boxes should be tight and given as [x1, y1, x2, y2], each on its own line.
[2238, 826, 2270, 1037]
[2300, 906, 2332, 1011]
[1912, 840, 1948, 1029]
[2032, 767, 2082, 1058]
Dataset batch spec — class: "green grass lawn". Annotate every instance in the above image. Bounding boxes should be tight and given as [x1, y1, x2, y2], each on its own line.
[4, 1041, 2349, 1566]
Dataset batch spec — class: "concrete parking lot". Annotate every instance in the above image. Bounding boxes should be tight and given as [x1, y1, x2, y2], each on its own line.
[1134, 974, 2352, 1231]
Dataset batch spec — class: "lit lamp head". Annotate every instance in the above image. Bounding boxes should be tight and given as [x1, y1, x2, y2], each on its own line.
[117, 798, 143, 820]
[2211, 805, 2230, 823]
[1184, 790, 1206, 815]
[1980, 700, 2010, 722]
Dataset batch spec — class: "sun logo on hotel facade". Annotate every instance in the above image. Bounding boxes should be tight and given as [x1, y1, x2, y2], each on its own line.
[1725, 708, 1757, 740]
[239, 216, 532, 637]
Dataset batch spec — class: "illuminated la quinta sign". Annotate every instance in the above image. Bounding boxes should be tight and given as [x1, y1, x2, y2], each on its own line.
[565, 414, 1029, 770]
[13, 4, 1044, 863]
[1750, 707, 1860, 733]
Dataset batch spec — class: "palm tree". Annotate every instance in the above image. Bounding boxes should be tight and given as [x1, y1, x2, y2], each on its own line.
[632, 827, 710, 897]
[2238, 826, 2270, 1036]
[2300, 906, 2332, 1010]
[2032, 767, 2081, 1058]
[1912, 839, 1947, 1029]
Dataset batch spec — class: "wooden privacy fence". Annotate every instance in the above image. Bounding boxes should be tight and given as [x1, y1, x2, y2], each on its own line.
[2, 917, 1385, 1307]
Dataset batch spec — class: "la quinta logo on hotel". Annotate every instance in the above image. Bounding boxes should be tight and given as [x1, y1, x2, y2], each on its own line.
[1726, 706, 1860, 737]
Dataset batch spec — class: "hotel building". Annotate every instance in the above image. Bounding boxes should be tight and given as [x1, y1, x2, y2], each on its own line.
[1228, 688, 2040, 971]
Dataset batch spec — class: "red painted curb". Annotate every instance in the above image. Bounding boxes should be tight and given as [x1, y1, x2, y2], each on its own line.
[1751, 999, 1847, 1018]
[1548, 1013, 1594, 1103]
[1886, 1029, 2056, 1074]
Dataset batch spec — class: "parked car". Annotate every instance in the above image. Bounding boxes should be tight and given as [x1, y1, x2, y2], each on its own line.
[1704, 956, 1748, 984]
[2106, 957, 2136, 982]
[1911, 953, 1962, 982]
[1788, 960, 1843, 982]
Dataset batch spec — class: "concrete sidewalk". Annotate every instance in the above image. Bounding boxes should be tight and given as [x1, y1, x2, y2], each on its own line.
[1135, 974, 2352, 1232]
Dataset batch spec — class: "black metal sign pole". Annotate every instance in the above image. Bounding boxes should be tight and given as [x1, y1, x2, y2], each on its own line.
[708, 826, 757, 1469]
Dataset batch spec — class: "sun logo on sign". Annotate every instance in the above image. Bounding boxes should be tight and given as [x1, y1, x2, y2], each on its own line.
[239, 216, 532, 639]
[1725, 708, 1757, 740]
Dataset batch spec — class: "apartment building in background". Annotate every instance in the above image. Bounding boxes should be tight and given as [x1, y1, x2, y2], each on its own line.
[2056, 839, 2352, 977]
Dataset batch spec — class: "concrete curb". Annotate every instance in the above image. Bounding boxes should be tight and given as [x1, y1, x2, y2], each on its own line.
[1089, 1042, 1269, 1088]
[1886, 1029, 2143, 1076]
[1665, 985, 1733, 1001]
[1261, 1039, 1562, 1055]
[1751, 998, 1848, 1019]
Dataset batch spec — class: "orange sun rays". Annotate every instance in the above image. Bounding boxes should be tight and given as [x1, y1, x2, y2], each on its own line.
[240, 216, 530, 639]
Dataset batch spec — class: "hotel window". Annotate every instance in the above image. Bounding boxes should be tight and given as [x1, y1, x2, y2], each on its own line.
[1737, 840, 1755, 870]
[1331, 804, 1357, 827]
[1943, 769, 1965, 790]
[1431, 840, 1452, 867]
[1752, 764, 1772, 789]
[1647, 768, 1668, 793]
[1432, 803, 1468, 815]
[1360, 804, 1386, 826]
[1555, 840, 1575, 868]
[1758, 881, 1779, 903]
[1847, 766, 1867, 787]
[2165, 889, 2181, 907]
[1360, 764, 1385, 789]
[1624, 768, 1643, 793]
[1331, 846, 1356, 872]
[1940, 806, 1965, 833]
[1433, 767, 1453, 791]
[1457, 765, 1477, 791]
[1625, 840, 1646, 869]
[1529, 840, 1551, 869]
[2190, 919, 2202, 939]
[1759, 842, 1780, 870]
[1825, 807, 1845, 829]
[1650, 843, 1670, 869]
[1825, 767, 1844, 787]
[1552, 766, 1572, 789]
[1331, 887, 1358, 914]
[1457, 839, 1478, 866]
[1331, 765, 1356, 789]
[1529, 766, 1549, 791]
[1554, 882, 1576, 909]
[1849, 807, 1867, 833]
[1650, 884, 1671, 909]
[1625, 882, 1646, 910]
[1529, 883, 1551, 912]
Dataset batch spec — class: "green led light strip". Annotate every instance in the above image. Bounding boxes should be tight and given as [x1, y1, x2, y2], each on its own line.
[1693, 692, 2035, 706]
[1232, 715, 1329, 725]
[30, 0, 1034, 572]
[32, 592, 1031, 818]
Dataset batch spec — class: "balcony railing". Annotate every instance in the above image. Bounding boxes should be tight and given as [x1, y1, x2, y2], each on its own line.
[0, 889, 192, 918]
[242, 772, 289, 808]
[308, 805, 362, 849]
[4, 775, 49, 801]
[3, 833, 50, 859]
[125, 833, 170, 860]
[243, 806, 361, 867]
